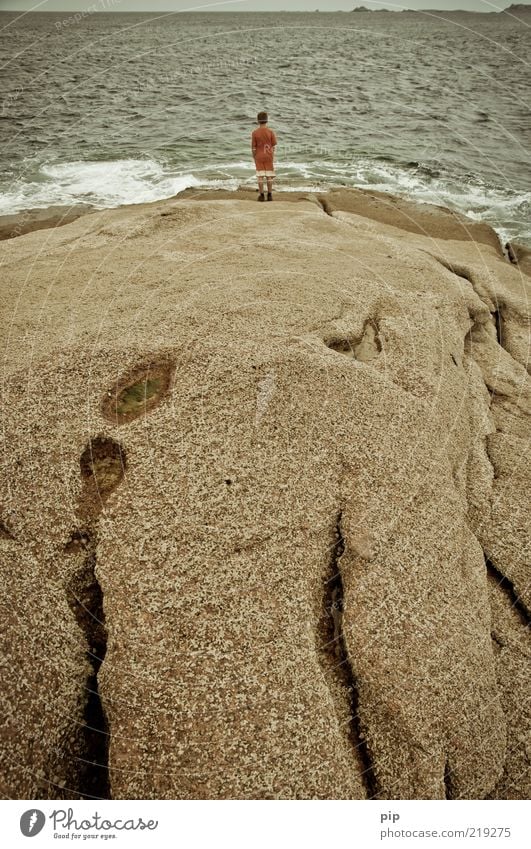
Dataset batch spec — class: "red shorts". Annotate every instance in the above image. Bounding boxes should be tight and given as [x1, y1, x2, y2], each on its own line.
[255, 154, 275, 176]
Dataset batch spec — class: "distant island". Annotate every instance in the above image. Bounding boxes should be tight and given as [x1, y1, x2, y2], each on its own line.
[500, 3, 531, 12]
[349, 3, 531, 12]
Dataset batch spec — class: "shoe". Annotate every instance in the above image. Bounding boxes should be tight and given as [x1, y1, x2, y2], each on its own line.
[267, 193, 273, 201]
[258, 193, 265, 202]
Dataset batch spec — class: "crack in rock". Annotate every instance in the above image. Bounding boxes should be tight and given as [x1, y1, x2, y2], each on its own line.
[325, 319, 382, 363]
[323, 511, 378, 799]
[492, 309, 503, 349]
[61, 435, 126, 798]
[0, 518, 14, 540]
[65, 529, 110, 799]
[485, 555, 530, 627]
[78, 437, 126, 525]
[316, 196, 333, 217]
[444, 760, 455, 800]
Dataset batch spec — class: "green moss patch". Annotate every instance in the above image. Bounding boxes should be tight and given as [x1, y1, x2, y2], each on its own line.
[102, 359, 174, 424]
[116, 377, 163, 416]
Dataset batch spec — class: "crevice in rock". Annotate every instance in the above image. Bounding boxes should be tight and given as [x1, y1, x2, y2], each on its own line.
[427, 254, 503, 317]
[325, 319, 381, 363]
[78, 437, 126, 524]
[463, 319, 487, 361]
[492, 309, 503, 348]
[485, 555, 530, 627]
[0, 518, 14, 539]
[59, 436, 126, 799]
[64, 528, 91, 555]
[505, 242, 518, 265]
[326, 336, 357, 358]
[316, 195, 333, 217]
[65, 529, 110, 799]
[491, 631, 505, 652]
[444, 759, 455, 799]
[427, 254, 472, 285]
[484, 441, 499, 483]
[322, 511, 378, 799]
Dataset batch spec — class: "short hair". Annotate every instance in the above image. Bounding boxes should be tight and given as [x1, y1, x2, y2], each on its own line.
[257, 111, 268, 124]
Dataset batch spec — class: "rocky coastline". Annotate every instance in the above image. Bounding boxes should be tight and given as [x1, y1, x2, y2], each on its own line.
[0, 188, 529, 800]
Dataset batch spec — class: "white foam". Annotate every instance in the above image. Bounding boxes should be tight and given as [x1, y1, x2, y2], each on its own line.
[0, 159, 200, 214]
[0, 155, 528, 245]
[338, 156, 531, 242]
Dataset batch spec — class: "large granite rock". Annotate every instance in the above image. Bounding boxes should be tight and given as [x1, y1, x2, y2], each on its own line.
[0, 191, 529, 799]
[0, 204, 94, 242]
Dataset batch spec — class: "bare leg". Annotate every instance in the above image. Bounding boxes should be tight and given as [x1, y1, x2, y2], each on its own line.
[258, 176, 264, 195]
[266, 177, 273, 195]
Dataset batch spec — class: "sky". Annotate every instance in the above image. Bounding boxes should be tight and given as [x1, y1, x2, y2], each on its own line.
[1, 0, 528, 12]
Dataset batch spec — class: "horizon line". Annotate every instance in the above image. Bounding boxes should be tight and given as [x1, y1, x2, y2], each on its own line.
[0, 6, 522, 13]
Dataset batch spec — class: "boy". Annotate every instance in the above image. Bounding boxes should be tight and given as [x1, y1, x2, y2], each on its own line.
[251, 111, 277, 202]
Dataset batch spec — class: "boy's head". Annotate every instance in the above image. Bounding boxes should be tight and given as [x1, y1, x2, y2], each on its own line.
[257, 111, 268, 125]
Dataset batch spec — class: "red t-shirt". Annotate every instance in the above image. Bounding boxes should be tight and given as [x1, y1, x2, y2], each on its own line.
[252, 126, 277, 171]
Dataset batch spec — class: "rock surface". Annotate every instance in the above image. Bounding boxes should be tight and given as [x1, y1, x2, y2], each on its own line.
[507, 241, 531, 278]
[0, 204, 95, 242]
[0, 190, 529, 799]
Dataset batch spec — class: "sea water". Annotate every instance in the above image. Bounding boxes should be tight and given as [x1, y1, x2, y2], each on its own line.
[0, 9, 529, 244]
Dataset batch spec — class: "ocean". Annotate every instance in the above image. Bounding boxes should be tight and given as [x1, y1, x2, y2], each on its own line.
[1, 10, 530, 244]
